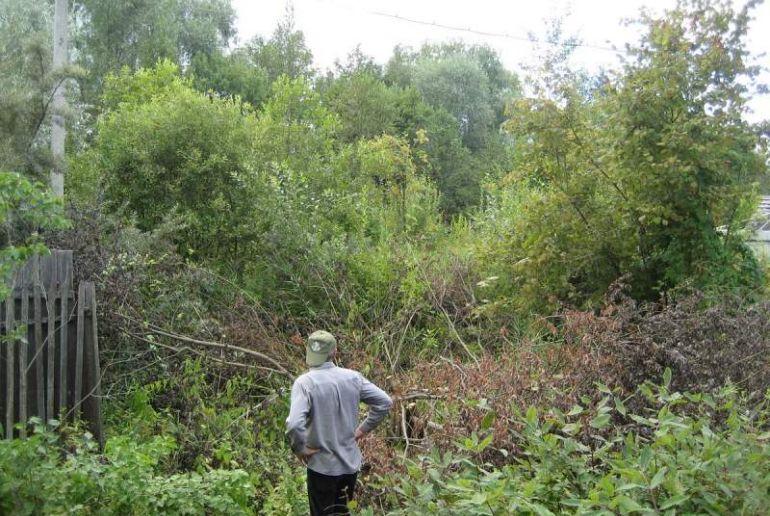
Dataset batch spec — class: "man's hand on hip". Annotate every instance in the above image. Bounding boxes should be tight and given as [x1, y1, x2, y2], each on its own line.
[296, 447, 320, 464]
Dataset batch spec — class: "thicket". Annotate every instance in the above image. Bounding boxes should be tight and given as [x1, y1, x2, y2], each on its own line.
[3, 365, 770, 514]
[0, 420, 255, 515]
[385, 377, 770, 515]
[1, 0, 769, 513]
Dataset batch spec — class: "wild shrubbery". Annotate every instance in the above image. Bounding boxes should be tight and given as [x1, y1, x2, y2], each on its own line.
[0, 420, 255, 515]
[475, 0, 767, 313]
[0, 353, 312, 514]
[354, 287, 770, 512]
[366, 285, 770, 461]
[1, 171, 68, 292]
[383, 377, 770, 515]
[62, 0, 769, 373]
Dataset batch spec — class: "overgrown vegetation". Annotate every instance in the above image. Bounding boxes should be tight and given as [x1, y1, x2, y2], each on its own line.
[0, 421, 255, 515]
[0, 171, 67, 294]
[1, 0, 769, 513]
[387, 376, 770, 515]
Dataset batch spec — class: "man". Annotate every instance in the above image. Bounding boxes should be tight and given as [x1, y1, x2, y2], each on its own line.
[286, 330, 393, 515]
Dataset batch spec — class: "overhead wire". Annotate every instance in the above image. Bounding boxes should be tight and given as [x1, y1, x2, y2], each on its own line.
[310, 0, 626, 55]
[365, 9, 623, 54]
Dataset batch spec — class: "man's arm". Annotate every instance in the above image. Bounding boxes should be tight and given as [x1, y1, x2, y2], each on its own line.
[285, 379, 312, 454]
[356, 375, 393, 436]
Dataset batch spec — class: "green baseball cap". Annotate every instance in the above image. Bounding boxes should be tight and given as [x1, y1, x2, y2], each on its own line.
[306, 330, 337, 366]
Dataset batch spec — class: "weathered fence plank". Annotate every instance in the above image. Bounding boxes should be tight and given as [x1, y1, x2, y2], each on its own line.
[33, 257, 44, 421]
[5, 278, 15, 440]
[20, 274, 28, 437]
[58, 252, 71, 412]
[74, 283, 85, 418]
[82, 282, 103, 448]
[46, 290, 55, 422]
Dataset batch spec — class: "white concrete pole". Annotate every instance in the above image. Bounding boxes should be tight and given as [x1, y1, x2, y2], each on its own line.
[51, 0, 68, 197]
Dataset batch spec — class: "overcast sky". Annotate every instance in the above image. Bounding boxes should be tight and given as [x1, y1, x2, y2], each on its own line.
[232, 0, 769, 120]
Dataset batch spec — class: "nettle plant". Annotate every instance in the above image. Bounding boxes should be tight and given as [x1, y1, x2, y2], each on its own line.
[388, 371, 770, 515]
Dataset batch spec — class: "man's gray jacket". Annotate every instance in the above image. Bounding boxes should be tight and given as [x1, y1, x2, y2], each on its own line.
[285, 362, 393, 475]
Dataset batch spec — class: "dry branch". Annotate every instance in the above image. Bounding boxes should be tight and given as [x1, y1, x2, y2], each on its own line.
[123, 330, 288, 376]
[116, 312, 292, 377]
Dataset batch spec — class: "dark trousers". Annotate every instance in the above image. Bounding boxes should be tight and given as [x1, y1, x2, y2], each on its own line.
[307, 468, 357, 515]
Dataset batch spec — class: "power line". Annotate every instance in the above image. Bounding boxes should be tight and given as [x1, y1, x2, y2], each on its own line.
[312, 0, 624, 55]
[365, 9, 623, 54]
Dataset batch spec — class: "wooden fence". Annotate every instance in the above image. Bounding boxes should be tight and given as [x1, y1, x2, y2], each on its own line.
[0, 250, 103, 447]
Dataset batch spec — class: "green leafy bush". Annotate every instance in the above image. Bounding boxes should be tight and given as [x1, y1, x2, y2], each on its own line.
[0, 421, 255, 515]
[1, 171, 68, 295]
[70, 61, 263, 266]
[386, 375, 770, 514]
[480, 0, 768, 313]
[103, 357, 310, 513]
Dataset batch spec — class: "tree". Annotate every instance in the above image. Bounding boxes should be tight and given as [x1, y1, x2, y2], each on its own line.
[73, 0, 236, 100]
[253, 76, 338, 175]
[413, 54, 495, 151]
[610, 0, 767, 296]
[0, 0, 55, 179]
[356, 135, 416, 232]
[381, 43, 519, 215]
[245, 5, 313, 84]
[386, 43, 518, 151]
[1, 171, 68, 297]
[72, 62, 261, 264]
[188, 49, 270, 107]
[322, 73, 400, 143]
[405, 99, 479, 215]
[333, 45, 383, 79]
[494, 0, 768, 310]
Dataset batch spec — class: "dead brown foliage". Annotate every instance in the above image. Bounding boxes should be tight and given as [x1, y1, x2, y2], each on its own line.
[356, 284, 770, 496]
[354, 340, 620, 481]
[562, 286, 770, 400]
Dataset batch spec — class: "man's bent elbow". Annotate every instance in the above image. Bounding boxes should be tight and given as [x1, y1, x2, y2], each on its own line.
[373, 396, 393, 418]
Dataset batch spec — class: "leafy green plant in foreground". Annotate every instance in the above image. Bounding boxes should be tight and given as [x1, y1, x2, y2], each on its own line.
[103, 358, 308, 513]
[388, 372, 770, 515]
[0, 420, 255, 515]
[3, 368, 770, 515]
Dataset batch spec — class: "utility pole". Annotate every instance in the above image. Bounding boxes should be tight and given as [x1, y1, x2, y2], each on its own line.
[51, 0, 68, 197]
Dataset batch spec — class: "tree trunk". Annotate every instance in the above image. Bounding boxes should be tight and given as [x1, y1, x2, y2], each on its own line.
[51, 0, 68, 197]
